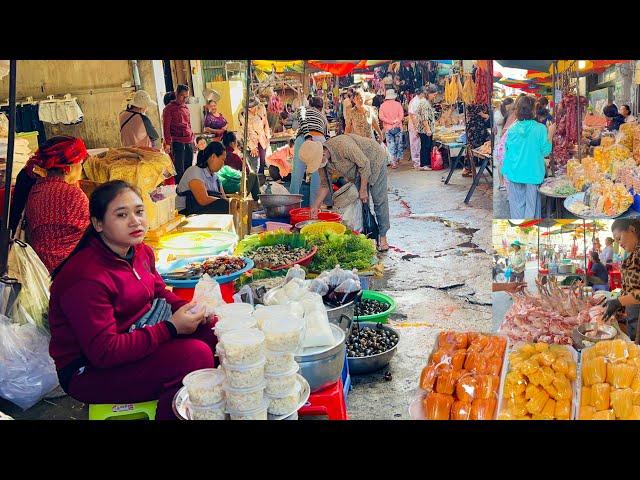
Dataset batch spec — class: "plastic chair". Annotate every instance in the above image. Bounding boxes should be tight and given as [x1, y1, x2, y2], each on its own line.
[88, 400, 158, 420]
[298, 379, 348, 420]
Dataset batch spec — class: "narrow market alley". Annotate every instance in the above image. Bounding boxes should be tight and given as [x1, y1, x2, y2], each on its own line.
[346, 159, 493, 419]
[0, 158, 493, 420]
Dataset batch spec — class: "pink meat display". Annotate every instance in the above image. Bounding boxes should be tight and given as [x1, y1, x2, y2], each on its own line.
[499, 280, 605, 345]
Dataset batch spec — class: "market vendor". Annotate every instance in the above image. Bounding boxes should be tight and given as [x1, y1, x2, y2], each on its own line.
[221, 131, 260, 201]
[119, 90, 160, 149]
[621, 104, 637, 124]
[175, 141, 229, 215]
[299, 134, 390, 252]
[603, 219, 640, 342]
[587, 251, 609, 291]
[508, 240, 526, 283]
[48, 180, 214, 420]
[10, 136, 90, 273]
[589, 104, 626, 146]
[202, 100, 227, 142]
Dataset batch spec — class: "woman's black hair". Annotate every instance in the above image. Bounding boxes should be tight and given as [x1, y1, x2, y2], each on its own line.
[516, 95, 536, 121]
[500, 97, 514, 120]
[309, 96, 324, 110]
[611, 218, 640, 237]
[591, 251, 601, 263]
[176, 84, 189, 95]
[51, 180, 141, 280]
[163, 92, 176, 106]
[195, 136, 206, 144]
[222, 131, 236, 148]
[622, 104, 631, 115]
[196, 141, 225, 168]
[603, 104, 619, 118]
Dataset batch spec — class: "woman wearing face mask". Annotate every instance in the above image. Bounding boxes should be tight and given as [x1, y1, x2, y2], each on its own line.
[10, 136, 90, 273]
[48, 181, 214, 420]
[175, 141, 229, 215]
[603, 219, 640, 342]
[202, 100, 227, 142]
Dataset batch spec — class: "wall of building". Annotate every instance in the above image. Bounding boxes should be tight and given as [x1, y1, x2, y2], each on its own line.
[0, 60, 139, 149]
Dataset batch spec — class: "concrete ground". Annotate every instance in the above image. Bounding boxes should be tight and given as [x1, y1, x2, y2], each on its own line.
[494, 176, 510, 219]
[0, 153, 493, 421]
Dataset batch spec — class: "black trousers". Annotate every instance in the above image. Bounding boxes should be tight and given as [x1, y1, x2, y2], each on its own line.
[418, 133, 433, 167]
[172, 142, 194, 183]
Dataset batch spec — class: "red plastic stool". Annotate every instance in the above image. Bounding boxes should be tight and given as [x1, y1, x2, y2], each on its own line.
[172, 281, 236, 303]
[298, 379, 348, 420]
[609, 270, 622, 291]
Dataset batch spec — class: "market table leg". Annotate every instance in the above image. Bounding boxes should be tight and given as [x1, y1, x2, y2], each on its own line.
[464, 155, 490, 204]
[444, 148, 463, 185]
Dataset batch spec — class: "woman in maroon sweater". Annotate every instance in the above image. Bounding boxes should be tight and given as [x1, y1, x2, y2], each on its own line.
[48, 180, 216, 420]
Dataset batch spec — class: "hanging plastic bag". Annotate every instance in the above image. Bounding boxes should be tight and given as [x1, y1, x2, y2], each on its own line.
[300, 293, 334, 348]
[0, 312, 59, 410]
[284, 264, 306, 284]
[7, 240, 51, 331]
[362, 201, 379, 243]
[192, 274, 225, 318]
[335, 201, 363, 233]
[431, 148, 444, 171]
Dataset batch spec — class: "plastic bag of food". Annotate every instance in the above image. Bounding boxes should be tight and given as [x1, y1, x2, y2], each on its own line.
[332, 278, 362, 305]
[193, 274, 225, 318]
[308, 278, 329, 297]
[282, 278, 307, 301]
[284, 264, 306, 285]
[0, 313, 59, 410]
[319, 265, 355, 289]
[294, 293, 333, 348]
[232, 285, 255, 306]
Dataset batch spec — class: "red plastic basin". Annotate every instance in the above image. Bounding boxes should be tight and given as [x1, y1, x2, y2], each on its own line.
[289, 208, 342, 226]
[173, 281, 236, 303]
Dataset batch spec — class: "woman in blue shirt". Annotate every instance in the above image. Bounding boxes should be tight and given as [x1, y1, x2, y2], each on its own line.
[502, 95, 555, 218]
[176, 141, 229, 215]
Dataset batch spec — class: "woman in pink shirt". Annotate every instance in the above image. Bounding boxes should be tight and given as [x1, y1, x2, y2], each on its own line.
[378, 89, 405, 169]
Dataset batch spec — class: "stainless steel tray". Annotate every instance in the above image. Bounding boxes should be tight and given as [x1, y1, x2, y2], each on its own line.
[173, 373, 310, 420]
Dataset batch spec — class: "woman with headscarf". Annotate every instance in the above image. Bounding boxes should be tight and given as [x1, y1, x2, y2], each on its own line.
[10, 136, 90, 273]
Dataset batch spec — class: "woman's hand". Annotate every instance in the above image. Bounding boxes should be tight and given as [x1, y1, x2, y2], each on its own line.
[359, 187, 369, 203]
[163, 144, 171, 155]
[169, 302, 205, 335]
[250, 148, 258, 157]
[547, 122, 556, 138]
[603, 298, 623, 321]
[310, 207, 319, 219]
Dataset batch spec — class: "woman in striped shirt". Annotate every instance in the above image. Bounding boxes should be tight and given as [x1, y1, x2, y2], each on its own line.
[289, 96, 330, 206]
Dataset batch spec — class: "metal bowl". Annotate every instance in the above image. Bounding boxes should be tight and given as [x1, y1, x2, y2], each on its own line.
[347, 322, 399, 375]
[572, 322, 618, 350]
[263, 202, 301, 218]
[259, 194, 303, 207]
[295, 324, 346, 393]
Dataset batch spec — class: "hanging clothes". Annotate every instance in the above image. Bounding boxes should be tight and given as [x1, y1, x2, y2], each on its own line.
[0, 104, 47, 146]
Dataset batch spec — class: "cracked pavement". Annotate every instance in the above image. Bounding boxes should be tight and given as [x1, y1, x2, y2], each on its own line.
[347, 158, 493, 420]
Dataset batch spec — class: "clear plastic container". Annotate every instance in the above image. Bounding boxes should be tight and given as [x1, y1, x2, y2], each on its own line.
[187, 399, 227, 420]
[183, 368, 225, 406]
[214, 303, 255, 322]
[265, 350, 296, 375]
[262, 315, 306, 353]
[219, 328, 265, 365]
[214, 316, 258, 339]
[227, 398, 269, 421]
[253, 305, 294, 330]
[223, 381, 266, 412]
[265, 363, 300, 396]
[221, 356, 266, 389]
[266, 380, 302, 416]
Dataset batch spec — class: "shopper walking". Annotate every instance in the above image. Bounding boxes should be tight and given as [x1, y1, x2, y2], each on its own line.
[378, 89, 405, 169]
[345, 89, 383, 141]
[238, 97, 271, 175]
[288, 96, 329, 207]
[162, 84, 194, 183]
[119, 90, 159, 149]
[502, 95, 554, 218]
[407, 88, 425, 169]
[508, 241, 526, 283]
[414, 85, 438, 171]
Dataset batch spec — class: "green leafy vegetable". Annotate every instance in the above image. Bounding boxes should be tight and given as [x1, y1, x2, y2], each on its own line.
[235, 232, 308, 256]
[305, 231, 376, 273]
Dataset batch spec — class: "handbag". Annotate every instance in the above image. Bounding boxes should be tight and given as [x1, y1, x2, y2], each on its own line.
[128, 298, 173, 332]
[431, 147, 444, 170]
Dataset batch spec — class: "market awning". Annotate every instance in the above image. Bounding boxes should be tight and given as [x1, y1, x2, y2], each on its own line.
[252, 60, 307, 73]
[496, 60, 553, 73]
[307, 60, 391, 76]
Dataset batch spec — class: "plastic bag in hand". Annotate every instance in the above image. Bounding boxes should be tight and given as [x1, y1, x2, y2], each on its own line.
[334, 201, 363, 233]
[7, 240, 51, 331]
[284, 264, 306, 284]
[308, 278, 330, 297]
[193, 274, 225, 318]
[0, 313, 59, 410]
